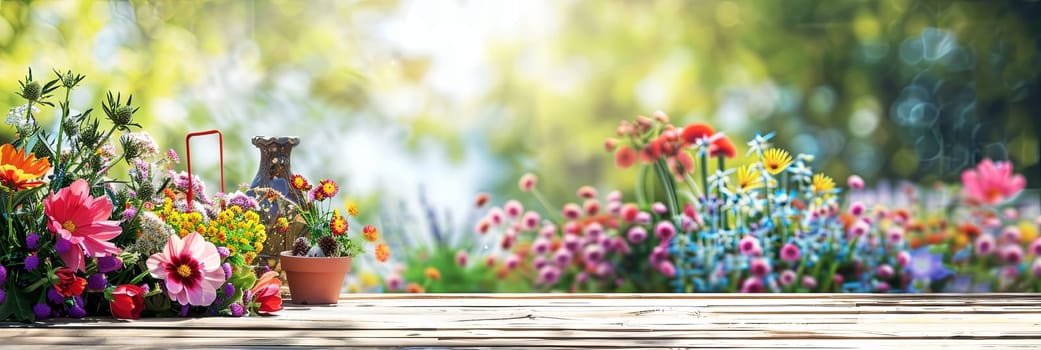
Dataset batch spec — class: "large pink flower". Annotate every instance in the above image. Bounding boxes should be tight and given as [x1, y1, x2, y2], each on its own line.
[147, 232, 225, 306]
[44, 179, 122, 272]
[961, 159, 1026, 206]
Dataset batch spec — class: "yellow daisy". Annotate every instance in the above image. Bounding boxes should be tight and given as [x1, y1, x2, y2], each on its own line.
[761, 148, 793, 175]
[812, 173, 836, 195]
[736, 165, 763, 191]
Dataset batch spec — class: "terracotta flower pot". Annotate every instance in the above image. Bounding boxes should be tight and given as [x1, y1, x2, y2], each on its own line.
[279, 251, 352, 305]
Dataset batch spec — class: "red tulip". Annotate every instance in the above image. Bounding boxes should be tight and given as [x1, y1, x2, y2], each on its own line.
[251, 271, 283, 313]
[110, 284, 145, 319]
[54, 268, 86, 297]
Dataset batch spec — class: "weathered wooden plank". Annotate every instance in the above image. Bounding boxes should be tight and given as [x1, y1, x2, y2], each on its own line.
[0, 294, 1037, 348]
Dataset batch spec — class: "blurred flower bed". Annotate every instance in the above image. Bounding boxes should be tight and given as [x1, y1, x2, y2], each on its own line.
[384, 111, 1039, 293]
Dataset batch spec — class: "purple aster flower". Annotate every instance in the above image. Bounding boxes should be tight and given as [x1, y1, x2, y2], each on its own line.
[55, 238, 71, 255]
[123, 207, 137, 220]
[25, 233, 40, 250]
[86, 273, 107, 290]
[96, 256, 122, 273]
[224, 283, 236, 299]
[537, 266, 561, 285]
[47, 287, 65, 304]
[908, 247, 953, 281]
[33, 303, 51, 320]
[217, 247, 231, 259]
[553, 249, 572, 266]
[24, 254, 38, 271]
[68, 304, 86, 318]
[229, 303, 245, 317]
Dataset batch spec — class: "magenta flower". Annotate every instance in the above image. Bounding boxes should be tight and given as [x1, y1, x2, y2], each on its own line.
[961, 159, 1026, 205]
[780, 243, 801, 262]
[44, 179, 123, 272]
[146, 232, 226, 306]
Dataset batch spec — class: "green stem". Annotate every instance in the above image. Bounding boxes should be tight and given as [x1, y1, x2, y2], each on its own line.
[54, 87, 71, 171]
[700, 152, 709, 198]
[6, 192, 14, 253]
[635, 164, 649, 207]
[716, 156, 726, 229]
[654, 159, 679, 220]
[531, 188, 561, 222]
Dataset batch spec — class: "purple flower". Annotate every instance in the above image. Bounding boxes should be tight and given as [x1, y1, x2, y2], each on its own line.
[180, 304, 190, 317]
[876, 281, 891, 292]
[563, 234, 580, 252]
[222, 263, 233, 279]
[627, 226, 647, 244]
[0, 265, 6, 285]
[908, 247, 953, 281]
[583, 222, 603, 239]
[848, 202, 865, 217]
[654, 221, 676, 242]
[583, 245, 604, 263]
[1000, 245, 1024, 264]
[635, 212, 652, 225]
[24, 255, 38, 271]
[1032, 259, 1041, 278]
[0, 288, 5, 304]
[229, 303, 245, 317]
[537, 266, 561, 285]
[553, 249, 572, 266]
[532, 238, 550, 255]
[25, 233, 39, 250]
[123, 208, 137, 220]
[224, 283, 236, 299]
[739, 236, 759, 256]
[47, 287, 65, 304]
[801, 276, 818, 290]
[217, 246, 231, 259]
[55, 238, 71, 255]
[68, 304, 86, 318]
[97, 256, 123, 273]
[33, 303, 51, 320]
[87, 273, 107, 290]
[522, 211, 540, 231]
[533, 256, 548, 270]
[876, 264, 894, 279]
[975, 235, 996, 256]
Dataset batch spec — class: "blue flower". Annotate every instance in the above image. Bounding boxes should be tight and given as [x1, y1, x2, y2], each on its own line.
[907, 246, 953, 281]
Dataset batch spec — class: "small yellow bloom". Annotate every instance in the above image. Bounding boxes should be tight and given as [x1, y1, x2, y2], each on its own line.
[761, 148, 793, 175]
[346, 201, 359, 217]
[736, 165, 763, 191]
[812, 173, 836, 195]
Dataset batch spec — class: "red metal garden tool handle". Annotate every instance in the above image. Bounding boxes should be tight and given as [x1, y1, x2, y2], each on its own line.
[185, 130, 226, 211]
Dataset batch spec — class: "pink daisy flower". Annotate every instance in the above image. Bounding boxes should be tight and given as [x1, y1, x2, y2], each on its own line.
[44, 179, 123, 272]
[146, 232, 226, 306]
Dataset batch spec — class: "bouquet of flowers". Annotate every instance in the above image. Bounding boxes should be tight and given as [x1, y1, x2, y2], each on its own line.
[0, 67, 281, 321]
[264, 173, 388, 260]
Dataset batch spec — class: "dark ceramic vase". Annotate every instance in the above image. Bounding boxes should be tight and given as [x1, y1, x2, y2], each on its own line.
[249, 136, 305, 257]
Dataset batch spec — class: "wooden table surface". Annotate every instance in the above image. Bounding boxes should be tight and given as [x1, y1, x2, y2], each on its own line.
[2, 293, 1040, 349]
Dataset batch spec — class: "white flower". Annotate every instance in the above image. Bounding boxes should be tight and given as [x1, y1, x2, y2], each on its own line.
[745, 132, 775, 157]
[5, 103, 39, 128]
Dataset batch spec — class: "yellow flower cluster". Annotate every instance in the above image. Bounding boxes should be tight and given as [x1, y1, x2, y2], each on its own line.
[155, 198, 268, 264]
[202, 205, 267, 264]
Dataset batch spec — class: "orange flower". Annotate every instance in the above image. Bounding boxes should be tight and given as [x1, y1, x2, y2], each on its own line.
[375, 243, 390, 262]
[406, 282, 424, 293]
[318, 179, 339, 198]
[424, 267, 441, 281]
[0, 144, 51, 191]
[680, 123, 715, 145]
[362, 225, 378, 242]
[290, 174, 311, 191]
[615, 146, 637, 169]
[709, 136, 737, 159]
[330, 210, 348, 236]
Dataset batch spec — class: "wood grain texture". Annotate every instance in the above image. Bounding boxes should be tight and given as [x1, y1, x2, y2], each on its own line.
[1, 294, 1039, 349]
